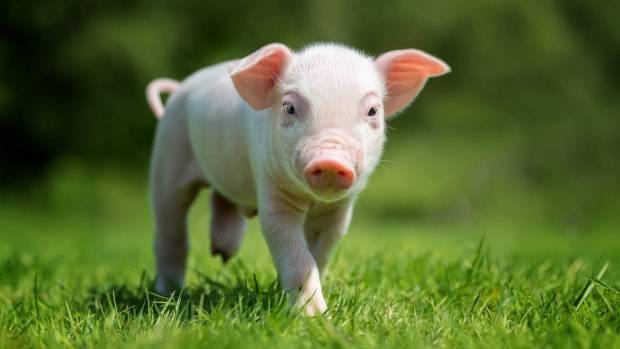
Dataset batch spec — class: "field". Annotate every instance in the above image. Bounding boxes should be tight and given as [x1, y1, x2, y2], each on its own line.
[2, 0, 619, 347]
[1, 136, 619, 349]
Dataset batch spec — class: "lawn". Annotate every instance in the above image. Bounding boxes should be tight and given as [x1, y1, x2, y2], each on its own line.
[1, 137, 619, 348]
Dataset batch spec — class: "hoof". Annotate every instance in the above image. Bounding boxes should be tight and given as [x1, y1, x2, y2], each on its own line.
[211, 246, 230, 264]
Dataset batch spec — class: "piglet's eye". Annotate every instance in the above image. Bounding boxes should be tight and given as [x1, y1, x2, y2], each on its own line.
[284, 104, 296, 115]
[368, 106, 378, 116]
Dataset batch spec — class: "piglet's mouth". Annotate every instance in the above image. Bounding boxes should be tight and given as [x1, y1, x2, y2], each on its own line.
[303, 150, 356, 194]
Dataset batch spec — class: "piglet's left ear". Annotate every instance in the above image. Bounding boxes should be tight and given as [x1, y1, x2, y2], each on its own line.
[375, 49, 450, 116]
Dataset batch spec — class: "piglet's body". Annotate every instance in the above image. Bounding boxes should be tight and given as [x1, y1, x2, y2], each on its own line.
[147, 43, 449, 315]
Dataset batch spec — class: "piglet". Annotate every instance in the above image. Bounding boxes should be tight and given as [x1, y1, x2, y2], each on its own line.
[146, 43, 449, 315]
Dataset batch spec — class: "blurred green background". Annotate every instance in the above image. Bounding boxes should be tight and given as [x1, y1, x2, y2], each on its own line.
[0, 0, 618, 249]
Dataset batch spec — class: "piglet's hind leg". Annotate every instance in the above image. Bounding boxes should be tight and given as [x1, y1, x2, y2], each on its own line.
[152, 183, 200, 295]
[209, 191, 247, 263]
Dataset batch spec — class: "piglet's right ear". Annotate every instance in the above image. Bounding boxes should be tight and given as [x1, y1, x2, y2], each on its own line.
[229, 43, 293, 111]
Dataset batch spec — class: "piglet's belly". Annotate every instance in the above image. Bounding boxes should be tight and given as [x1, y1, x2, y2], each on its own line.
[197, 152, 258, 208]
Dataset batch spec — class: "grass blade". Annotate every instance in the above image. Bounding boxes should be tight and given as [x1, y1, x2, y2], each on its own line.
[574, 261, 609, 311]
[33, 273, 39, 318]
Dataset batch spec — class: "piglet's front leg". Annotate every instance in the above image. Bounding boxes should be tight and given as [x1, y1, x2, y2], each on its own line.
[258, 192, 327, 316]
[304, 200, 353, 278]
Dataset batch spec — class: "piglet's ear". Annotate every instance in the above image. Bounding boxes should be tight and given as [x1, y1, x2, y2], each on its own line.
[229, 43, 293, 111]
[375, 49, 450, 116]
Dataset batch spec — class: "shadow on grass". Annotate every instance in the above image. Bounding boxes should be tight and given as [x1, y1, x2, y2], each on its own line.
[85, 267, 298, 322]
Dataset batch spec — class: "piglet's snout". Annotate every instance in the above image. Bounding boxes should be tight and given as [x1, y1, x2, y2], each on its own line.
[304, 151, 356, 191]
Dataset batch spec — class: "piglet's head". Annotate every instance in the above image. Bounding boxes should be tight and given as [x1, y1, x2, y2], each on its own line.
[230, 43, 449, 202]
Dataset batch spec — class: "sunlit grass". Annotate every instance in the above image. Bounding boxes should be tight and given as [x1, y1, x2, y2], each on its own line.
[1, 158, 619, 348]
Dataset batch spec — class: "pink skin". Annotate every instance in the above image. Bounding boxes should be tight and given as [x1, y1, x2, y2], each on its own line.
[296, 129, 363, 197]
[299, 92, 382, 195]
[146, 43, 449, 315]
[304, 152, 356, 191]
[146, 78, 180, 119]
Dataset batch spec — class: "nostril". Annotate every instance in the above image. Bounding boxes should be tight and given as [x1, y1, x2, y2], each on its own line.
[304, 158, 356, 191]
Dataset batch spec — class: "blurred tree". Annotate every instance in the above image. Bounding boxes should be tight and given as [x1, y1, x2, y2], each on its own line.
[0, 0, 617, 198]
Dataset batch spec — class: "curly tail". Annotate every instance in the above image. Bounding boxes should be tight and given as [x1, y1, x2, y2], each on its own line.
[146, 78, 180, 119]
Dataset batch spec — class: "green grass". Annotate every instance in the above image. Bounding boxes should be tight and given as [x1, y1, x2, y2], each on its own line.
[1, 157, 619, 348]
